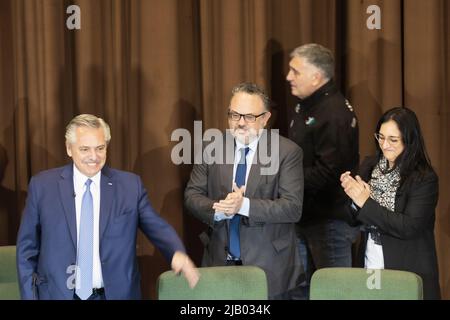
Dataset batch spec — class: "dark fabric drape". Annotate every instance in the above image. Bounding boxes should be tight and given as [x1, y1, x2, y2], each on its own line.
[1, 0, 449, 299]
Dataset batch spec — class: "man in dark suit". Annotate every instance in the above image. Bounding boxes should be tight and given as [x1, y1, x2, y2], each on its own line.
[184, 83, 304, 299]
[16, 114, 199, 300]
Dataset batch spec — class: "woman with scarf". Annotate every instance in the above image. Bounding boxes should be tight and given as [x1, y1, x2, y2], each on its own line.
[340, 107, 440, 300]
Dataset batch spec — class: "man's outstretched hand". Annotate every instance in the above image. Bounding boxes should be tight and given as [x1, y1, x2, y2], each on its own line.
[171, 251, 200, 288]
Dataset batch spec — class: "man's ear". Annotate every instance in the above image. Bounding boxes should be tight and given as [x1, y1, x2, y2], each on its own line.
[311, 71, 323, 87]
[263, 112, 272, 126]
[66, 143, 72, 157]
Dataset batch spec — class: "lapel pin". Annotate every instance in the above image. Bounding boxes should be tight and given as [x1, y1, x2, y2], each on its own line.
[108, 182, 113, 186]
[305, 117, 316, 126]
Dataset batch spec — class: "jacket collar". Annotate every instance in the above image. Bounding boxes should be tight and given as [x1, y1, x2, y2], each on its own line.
[297, 79, 338, 111]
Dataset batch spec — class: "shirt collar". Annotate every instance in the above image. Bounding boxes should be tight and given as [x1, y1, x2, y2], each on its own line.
[235, 135, 259, 154]
[73, 164, 101, 189]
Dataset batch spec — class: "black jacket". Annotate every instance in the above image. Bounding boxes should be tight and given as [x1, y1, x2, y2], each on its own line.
[288, 80, 359, 223]
[349, 156, 440, 300]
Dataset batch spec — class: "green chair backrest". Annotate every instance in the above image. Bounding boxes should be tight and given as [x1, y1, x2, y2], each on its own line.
[310, 267, 423, 300]
[157, 266, 268, 300]
[0, 246, 20, 300]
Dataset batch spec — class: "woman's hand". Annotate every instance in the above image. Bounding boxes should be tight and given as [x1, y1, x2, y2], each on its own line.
[340, 172, 371, 208]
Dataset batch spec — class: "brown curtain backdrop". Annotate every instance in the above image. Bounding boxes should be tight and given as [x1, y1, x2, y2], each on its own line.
[0, 0, 449, 299]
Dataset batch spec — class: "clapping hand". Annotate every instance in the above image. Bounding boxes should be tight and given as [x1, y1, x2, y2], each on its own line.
[340, 171, 371, 208]
[212, 183, 246, 216]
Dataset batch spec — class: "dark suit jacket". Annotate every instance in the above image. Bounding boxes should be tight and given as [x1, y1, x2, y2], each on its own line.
[184, 131, 304, 297]
[349, 156, 440, 300]
[16, 164, 185, 300]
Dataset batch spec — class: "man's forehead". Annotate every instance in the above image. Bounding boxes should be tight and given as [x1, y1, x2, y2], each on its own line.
[73, 127, 106, 144]
[230, 94, 264, 111]
[77, 143, 106, 147]
[75, 126, 103, 133]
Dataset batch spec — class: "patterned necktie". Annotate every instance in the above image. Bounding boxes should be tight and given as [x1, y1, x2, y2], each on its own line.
[229, 147, 250, 259]
[76, 179, 93, 300]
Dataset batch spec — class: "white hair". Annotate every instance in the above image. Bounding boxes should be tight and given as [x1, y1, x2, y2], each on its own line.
[65, 114, 111, 144]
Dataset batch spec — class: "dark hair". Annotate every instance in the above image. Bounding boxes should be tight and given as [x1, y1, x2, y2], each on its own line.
[231, 82, 271, 111]
[374, 107, 435, 183]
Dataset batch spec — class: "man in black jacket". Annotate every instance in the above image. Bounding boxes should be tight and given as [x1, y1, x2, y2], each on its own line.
[286, 43, 360, 299]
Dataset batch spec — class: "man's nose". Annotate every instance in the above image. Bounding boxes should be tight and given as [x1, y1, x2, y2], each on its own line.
[238, 116, 247, 126]
[286, 71, 292, 81]
[88, 149, 98, 160]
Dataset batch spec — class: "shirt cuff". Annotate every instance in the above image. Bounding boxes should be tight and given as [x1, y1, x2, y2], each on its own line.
[214, 212, 233, 221]
[237, 197, 250, 217]
[350, 201, 361, 220]
[214, 198, 250, 221]
[350, 202, 359, 211]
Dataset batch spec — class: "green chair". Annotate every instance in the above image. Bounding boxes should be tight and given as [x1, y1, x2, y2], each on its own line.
[0, 246, 20, 300]
[157, 265, 268, 300]
[310, 267, 423, 300]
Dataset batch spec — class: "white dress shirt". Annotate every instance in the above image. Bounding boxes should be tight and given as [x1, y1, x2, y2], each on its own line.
[73, 165, 104, 289]
[214, 138, 258, 221]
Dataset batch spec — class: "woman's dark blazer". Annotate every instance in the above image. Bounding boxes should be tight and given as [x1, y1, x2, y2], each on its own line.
[348, 156, 440, 300]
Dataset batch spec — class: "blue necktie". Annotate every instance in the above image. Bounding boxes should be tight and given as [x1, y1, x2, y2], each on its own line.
[76, 179, 93, 300]
[229, 147, 249, 259]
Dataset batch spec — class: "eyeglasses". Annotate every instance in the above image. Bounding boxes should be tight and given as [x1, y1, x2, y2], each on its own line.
[374, 133, 402, 146]
[228, 111, 267, 123]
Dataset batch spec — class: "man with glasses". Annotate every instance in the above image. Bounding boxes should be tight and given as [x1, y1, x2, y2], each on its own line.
[185, 82, 305, 299]
[286, 44, 360, 299]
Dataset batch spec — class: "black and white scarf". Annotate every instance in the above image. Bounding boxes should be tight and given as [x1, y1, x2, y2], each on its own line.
[366, 157, 401, 244]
